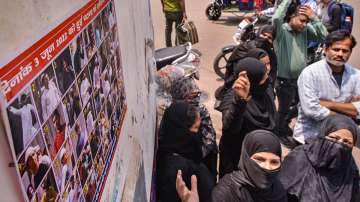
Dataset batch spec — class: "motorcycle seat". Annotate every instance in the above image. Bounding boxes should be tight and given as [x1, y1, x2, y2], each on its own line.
[155, 45, 187, 70]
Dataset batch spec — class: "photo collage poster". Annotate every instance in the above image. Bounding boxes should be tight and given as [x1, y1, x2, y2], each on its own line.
[0, 0, 127, 201]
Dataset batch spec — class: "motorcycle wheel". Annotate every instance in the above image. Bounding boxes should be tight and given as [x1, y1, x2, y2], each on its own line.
[213, 48, 234, 79]
[205, 4, 221, 21]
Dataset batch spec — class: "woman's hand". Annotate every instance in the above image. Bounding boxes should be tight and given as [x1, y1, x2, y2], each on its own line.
[176, 170, 199, 202]
[232, 71, 251, 100]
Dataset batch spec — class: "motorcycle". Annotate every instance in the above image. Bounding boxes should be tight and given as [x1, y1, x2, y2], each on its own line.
[213, 16, 259, 79]
[206, 0, 270, 21]
[154, 43, 202, 116]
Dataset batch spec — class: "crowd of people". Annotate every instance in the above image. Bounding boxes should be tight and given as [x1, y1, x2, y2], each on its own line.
[157, 0, 360, 201]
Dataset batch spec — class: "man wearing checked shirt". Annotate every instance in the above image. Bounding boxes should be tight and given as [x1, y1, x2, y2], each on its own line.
[294, 30, 360, 144]
[272, 0, 327, 142]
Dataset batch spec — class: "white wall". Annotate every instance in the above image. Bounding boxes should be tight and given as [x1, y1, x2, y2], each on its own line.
[0, 0, 157, 201]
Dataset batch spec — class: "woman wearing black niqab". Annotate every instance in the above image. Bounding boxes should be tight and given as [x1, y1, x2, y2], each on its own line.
[156, 101, 214, 202]
[279, 114, 360, 202]
[217, 57, 277, 177]
[212, 130, 288, 202]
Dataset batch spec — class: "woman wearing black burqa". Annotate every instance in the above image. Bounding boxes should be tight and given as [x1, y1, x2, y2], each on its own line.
[217, 57, 276, 178]
[227, 25, 277, 87]
[212, 130, 288, 202]
[156, 101, 214, 202]
[279, 114, 360, 202]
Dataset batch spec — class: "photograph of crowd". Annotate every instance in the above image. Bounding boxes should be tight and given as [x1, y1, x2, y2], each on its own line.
[4, 1, 126, 201]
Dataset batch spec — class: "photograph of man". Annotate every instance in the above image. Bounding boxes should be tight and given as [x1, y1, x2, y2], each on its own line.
[77, 144, 93, 186]
[57, 147, 73, 194]
[53, 48, 76, 94]
[7, 90, 40, 156]
[94, 153, 105, 180]
[70, 115, 88, 158]
[62, 84, 82, 127]
[91, 54, 102, 90]
[101, 131, 111, 160]
[110, 80, 118, 107]
[84, 102, 95, 134]
[89, 131, 99, 158]
[110, 114, 118, 137]
[93, 16, 104, 48]
[78, 68, 92, 105]
[70, 34, 87, 75]
[40, 73, 62, 121]
[99, 41, 109, 69]
[62, 173, 83, 202]
[25, 145, 51, 189]
[85, 24, 96, 58]
[36, 170, 59, 202]
[105, 97, 113, 120]
[100, 6, 110, 33]
[92, 88, 104, 115]
[101, 72, 111, 98]
[42, 108, 69, 159]
[83, 170, 97, 202]
[26, 184, 36, 201]
[99, 111, 110, 135]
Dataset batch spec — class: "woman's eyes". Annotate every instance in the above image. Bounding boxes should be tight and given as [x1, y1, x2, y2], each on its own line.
[270, 160, 280, 165]
[254, 157, 266, 162]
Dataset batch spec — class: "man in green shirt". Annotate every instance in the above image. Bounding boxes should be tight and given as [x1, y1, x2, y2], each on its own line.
[272, 0, 327, 140]
[161, 0, 187, 47]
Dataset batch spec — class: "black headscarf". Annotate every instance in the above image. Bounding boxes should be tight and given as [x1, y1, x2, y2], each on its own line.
[222, 58, 276, 131]
[158, 101, 202, 163]
[280, 114, 360, 202]
[230, 130, 287, 202]
[247, 48, 269, 61]
[225, 57, 267, 94]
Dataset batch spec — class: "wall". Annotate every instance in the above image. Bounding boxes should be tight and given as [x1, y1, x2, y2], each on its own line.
[0, 0, 157, 201]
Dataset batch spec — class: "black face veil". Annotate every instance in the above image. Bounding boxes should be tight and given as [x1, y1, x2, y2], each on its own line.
[280, 114, 360, 202]
[230, 130, 287, 202]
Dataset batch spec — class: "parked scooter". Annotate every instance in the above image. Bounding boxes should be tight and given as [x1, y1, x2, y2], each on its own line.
[154, 42, 201, 79]
[213, 16, 259, 79]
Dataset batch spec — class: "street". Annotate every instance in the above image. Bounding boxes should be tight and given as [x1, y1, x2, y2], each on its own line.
[151, 0, 360, 162]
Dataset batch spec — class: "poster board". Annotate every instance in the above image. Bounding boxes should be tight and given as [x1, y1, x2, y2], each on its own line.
[0, 0, 127, 201]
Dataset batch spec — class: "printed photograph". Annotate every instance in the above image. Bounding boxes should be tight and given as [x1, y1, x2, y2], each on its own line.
[84, 23, 96, 58]
[35, 169, 59, 202]
[42, 105, 70, 160]
[62, 171, 84, 202]
[93, 148, 105, 181]
[69, 32, 88, 75]
[7, 87, 41, 157]
[77, 143, 93, 187]
[53, 47, 76, 95]
[84, 100, 95, 134]
[77, 66, 92, 106]
[93, 15, 105, 48]
[31, 64, 62, 124]
[62, 83, 82, 128]
[19, 132, 51, 196]
[83, 169, 97, 202]
[53, 139, 75, 194]
[88, 130, 100, 159]
[69, 113, 88, 159]
[88, 53, 103, 91]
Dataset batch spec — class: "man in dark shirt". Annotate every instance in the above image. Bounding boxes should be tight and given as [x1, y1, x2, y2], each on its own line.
[319, 0, 342, 33]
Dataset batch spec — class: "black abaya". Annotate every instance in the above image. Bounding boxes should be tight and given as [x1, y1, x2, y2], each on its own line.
[217, 58, 277, 177]
[279, 114, 360, 202]
[212, 130, 287, 202]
